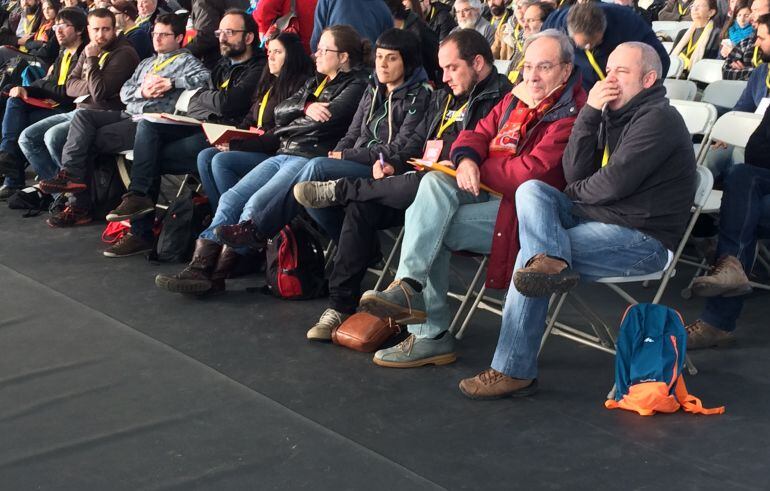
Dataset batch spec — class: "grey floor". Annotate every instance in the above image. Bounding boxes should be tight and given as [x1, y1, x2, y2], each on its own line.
[1, 206, 768, 490]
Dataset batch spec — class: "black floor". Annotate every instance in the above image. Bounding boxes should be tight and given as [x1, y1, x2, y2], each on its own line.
[1, 206, 769, 490]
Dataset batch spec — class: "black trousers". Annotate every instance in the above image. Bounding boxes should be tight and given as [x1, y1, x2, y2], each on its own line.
[329, 172, 424, 313]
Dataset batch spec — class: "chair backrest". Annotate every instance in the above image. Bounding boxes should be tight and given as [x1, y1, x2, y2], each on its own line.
[669, 99, 718, 137]
[667, 56, 684, 79]
[493, 59, 512, 75]
[687, 59, 724, 84]
[174, 89, 199, 114]
[652, 20, 686, 40]
[701, 79, 748, 110]
[693, 165, 714, 209]
[663, 79, 698, 100]
[706, 110, 763, 148]
[661, 41, 674, 54]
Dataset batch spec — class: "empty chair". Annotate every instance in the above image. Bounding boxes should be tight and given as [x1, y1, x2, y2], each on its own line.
[661, 41, 674, 54]
[701, 79, 748, 111]
[669, 99, 718, 163]
[663, 79, 698, 100]
[688, 59, 724, 85]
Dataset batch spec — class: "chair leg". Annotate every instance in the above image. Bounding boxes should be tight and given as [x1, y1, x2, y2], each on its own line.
[374, 227, 404, 291]
[454, 283, 486, 340]
[539, 293, 567, 356]
[448, 256, 487, 337]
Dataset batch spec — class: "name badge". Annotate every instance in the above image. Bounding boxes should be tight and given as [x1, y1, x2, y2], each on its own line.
[421, 140, 444, 163]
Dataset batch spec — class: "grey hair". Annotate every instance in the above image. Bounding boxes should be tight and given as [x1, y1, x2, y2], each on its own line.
[522, 28, 575, 65]
[619, 41, 663, 79]
[454, 0, 483, 10]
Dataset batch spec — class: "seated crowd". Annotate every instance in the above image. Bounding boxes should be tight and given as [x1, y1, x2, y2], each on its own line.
[0, 0, 766, 400]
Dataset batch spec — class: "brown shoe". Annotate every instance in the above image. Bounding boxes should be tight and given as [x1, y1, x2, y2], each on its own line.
[458, 368, 538, 400]
[106, 192, 155, 222]
[692, 255, 752, 298]
[155, 239, 222, 295]
[686, 319, 736, 350]
[513, 253, 579, 297]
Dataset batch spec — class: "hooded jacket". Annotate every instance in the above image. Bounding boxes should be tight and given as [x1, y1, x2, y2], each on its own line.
[562, 83, 696, 252]
[272, 69, 369, 158]
[25, 42, 86, 109]
[334, 67, 432, 171]
[450, 71, 587, 288]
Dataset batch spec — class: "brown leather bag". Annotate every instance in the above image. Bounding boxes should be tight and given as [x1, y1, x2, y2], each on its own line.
[332, 312, 401, 352]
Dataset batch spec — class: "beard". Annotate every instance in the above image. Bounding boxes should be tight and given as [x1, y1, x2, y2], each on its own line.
[24, 4, 39, 15]
[457, 14, 478, 29]
[221, 39, 247, 58]
[762, 49, 770, 63]
[490, 4, 506, 16]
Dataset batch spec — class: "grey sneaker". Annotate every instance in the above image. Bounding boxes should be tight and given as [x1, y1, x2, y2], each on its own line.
[359, 279, 426, 324]
[293, 180, 339, 208]
[307, 308, 350, 341]
[373, 333, 456, 368]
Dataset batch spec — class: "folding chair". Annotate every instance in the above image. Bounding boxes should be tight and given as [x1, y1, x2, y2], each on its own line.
[540, 166, 715, 375]
[493, 59, 513, 75]
[688, 59, 724, 85]
[666, 55, 684, 79]
[447, 254, 506, 339]
[366, 227, 405, 291]
[653, 21, 685, 41]
[661, 41, 674, 54]
[669, 99, 718, 163]
[663, 79, 698, 100]
[701, 79, 748, 112]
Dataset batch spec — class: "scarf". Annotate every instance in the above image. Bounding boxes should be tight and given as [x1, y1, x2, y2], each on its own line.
[728, 23, 755, 45]
[489, 87, 563, 155]
[672, 21, 714, 71]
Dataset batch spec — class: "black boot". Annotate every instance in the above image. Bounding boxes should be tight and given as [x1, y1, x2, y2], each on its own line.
[155, 239, 222, 295]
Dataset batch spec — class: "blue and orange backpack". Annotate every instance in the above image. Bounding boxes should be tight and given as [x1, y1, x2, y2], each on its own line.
[606, 303, 725, 416]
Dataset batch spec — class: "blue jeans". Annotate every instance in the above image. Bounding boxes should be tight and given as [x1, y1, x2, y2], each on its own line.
[702, 164, 770, 332]
[18, 110, 76, 181]
[396, 172, 500, 338]
[199, 154, 310, 250]
[251, 156, 372, 240]
[196, 147, 271, 210]
[0, 97, 62, 187]
[490, 180, 669, 380]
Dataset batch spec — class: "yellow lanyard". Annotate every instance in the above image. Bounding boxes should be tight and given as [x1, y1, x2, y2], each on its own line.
[765, 69, 770, 92]
[436, 95, 468, 138]
[153, 53, 181, 72]
[313, 76, 329, 97]
[514, 23, 523, 52]
[257, 88, 271, 128]
[98, 51, 109, 69]
[602, 144, 610, 167]
[23, 14, 34, 35]
[427, 6, 435, 22]
[123, 24, 140, 35]
[753, 45, 761, 67]
[491, 11, 508, 29]
[685, 28, 707, 56]
[677, 1, 689, 16]
[220, 78, 230, 89]
[508, 57, 525, 83]
[585, 49, 606, 80]
[57, 50, 74, 86]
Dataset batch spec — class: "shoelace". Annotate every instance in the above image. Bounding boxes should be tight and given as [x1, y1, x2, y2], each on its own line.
[396, 334, 415, 354]
[319, 309, 343, 327]
[387, 280, 414, 315]
[685, 320, 705, 334]
[478, 368, 504, 385]
[707, 257, 730, 277]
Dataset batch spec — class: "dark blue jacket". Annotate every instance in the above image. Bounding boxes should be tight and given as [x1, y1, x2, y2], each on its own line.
[543, 3, 670, 90]
[734, 63, 768, 113]
[310, 0, 393, 52]
[125, 25, 153, 60]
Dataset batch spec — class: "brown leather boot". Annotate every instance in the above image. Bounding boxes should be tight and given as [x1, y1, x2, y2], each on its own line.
[155, 239, 221, 295]
[459, 368, 538, 400]
[692, 255, 752, 297]
[513, 253, 580, 297]
[686, 319, 736, 350]
[209, 245, 241, 292]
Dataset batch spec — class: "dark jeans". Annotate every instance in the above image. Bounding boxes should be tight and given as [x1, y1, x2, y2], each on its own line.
[0, 96, 61, 188]
[328, 172, 422, 313]
[702, 164, 770, 332]
[129, 120, 208, 241]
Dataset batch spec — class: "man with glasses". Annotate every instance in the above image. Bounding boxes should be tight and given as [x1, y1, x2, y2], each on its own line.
[99, 8, 265, 257]
[110, 0, 152, 59]
[458, 42, 695, 400]
[450, 0, 495, 44]
[357, 30, 586, 368]
[36, 13, 209, 229]
[185, 0, 250, 68]
[0, 7, 87, 202]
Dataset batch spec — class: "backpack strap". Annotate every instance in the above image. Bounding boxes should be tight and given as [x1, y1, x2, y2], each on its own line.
[673, 375, 725, 415]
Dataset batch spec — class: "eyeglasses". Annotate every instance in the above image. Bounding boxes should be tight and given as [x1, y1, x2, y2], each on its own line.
[214, 29, 247, 38]
[521, 62, 567, 74]
[150, 31, 176, 38]
[456, 7, 478, 15]
[315, 47, 342, 56]
[52, 23, 73, 31]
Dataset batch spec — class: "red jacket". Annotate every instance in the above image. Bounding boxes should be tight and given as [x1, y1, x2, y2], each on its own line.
[253, 0, 317, 55]
[450, 74, 586, 288]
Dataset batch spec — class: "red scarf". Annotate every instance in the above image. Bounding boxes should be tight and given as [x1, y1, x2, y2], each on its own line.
[489, 86, 564, 156]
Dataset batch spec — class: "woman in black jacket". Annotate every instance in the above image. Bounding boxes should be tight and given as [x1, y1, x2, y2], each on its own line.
[196, 32, 312, 209]
[156, 24, 370, 296]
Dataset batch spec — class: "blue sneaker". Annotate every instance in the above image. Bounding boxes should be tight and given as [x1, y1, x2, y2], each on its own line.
[373, 333, 456, 368]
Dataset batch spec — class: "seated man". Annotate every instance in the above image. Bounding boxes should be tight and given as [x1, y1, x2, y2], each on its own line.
[685, 104, 770, 349]
[0, 6, 86, 201]
[295, 28, 512, 340]
[358, 29, 586, 368]
[36, 13, 209, 226]
[543, 1, 669, 89]
[185, 0, 250, 68]
[110, 0, 153, 60]
[102, 8, 265, 257]
[450, 0, 496, 44]
[722, 0, 769, 81]
[16, 8, 140, 207]
[457, 42, 696, 400]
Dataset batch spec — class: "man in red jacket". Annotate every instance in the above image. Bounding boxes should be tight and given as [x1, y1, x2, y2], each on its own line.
[359, 29, 586, 368]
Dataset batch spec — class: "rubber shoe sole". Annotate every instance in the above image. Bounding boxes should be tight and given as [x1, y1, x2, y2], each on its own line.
[688, 335, 737, 350]
[106, 206, 154, 222]
[373, 352, 456, 368]
[38, 181, 87, 194]
[155, 274, 212, 294]
[306, 328, 333, 341]
[47, 215, 93, 228]
[103, 245, 152, 258]
[459, 378, 539, 400]
[513, 270, 580, 297]
[691, 282, 753, 298]
[359, 293, 427, 324]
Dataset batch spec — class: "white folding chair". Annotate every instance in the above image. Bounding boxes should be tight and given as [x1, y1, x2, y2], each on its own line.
[663, 79, 698, 100]
[669, 99, 718, 164]
[540, 166, 715, 375]
[701, 79, 748, 111]
[666, 56, 684, 79]
[661, 41, 674, 54]
[653, 20, 683, 40]
[688, 59, 724, 85]
[493, 59, 513, 75]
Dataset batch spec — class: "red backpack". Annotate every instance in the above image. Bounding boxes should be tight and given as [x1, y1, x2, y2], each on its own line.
[264, 219, 327, 300]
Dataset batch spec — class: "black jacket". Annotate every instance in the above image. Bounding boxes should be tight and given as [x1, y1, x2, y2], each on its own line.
[187, 52, 266, 125]
[24, 24, 58, 65]
[335, 67, 432, 172]
[746, 104, 770, 168]
[425, 1, 456, 41]
[25, 42, 85, 109]
[402, 12, 441, 85]
[272, 69, 369, 158]
[185, 0, 250, 67]
[562, 83, 696, 251]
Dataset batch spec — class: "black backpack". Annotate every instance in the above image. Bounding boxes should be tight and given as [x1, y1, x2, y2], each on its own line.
[90, 155, 126, 220]
[150, 192, 211, 263]
[264, 218, 327, 300]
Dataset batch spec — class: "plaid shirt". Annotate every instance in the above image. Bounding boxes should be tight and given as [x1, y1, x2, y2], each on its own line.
[722, 35, 760, 81]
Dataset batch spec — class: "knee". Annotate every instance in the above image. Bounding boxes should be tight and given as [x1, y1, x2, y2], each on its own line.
[197, 147, 218, 175]
[416, 171, 454, 199]
[515, 179, 552, 208]
[299, 158, 325, 181]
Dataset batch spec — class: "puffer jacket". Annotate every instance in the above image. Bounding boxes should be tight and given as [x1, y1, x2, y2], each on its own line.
[272, 69, 369, 158]
[450, 71, 586, 288]
[335, 67, 432, 172]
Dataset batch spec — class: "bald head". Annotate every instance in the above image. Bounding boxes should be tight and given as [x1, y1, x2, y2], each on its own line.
[617, 41, 663, 80]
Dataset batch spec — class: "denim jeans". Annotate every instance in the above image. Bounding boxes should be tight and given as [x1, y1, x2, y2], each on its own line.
[702, 164, 770, 332]
[196, 147, 271, 210]
[490, 180, 669, 380]
[18, 110, 77, 181]
[198, 154, 310, 251]
[0, 97, 62, 187]
[251, 156, 372, 240]
[704, 145, 744, 183]
[396, 172, 500, 338]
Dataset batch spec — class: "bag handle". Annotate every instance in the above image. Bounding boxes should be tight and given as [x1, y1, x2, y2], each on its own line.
[673, 376, 725, 415]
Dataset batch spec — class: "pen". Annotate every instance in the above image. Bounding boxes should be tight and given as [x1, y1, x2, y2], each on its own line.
[379, 152, 385, 172]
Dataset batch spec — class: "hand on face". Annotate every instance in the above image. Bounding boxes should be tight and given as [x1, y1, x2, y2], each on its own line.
[84, 41, 101, 57]
[586, 78, 620, 110]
